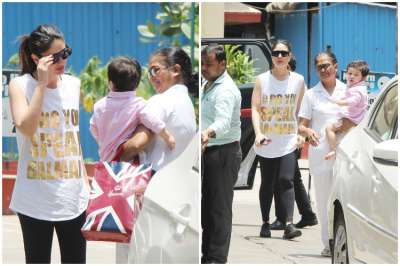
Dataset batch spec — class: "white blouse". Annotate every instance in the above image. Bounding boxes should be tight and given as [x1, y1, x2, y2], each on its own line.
[143, 84, 197, 171]
[298, 79, 346, 177]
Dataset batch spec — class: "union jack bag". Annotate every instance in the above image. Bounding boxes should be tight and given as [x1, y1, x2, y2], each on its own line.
[81, 160, 153, 243]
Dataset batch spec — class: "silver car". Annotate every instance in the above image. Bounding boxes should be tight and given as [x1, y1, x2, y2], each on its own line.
[127, 133, 199, 263]
[328, 77, 398, 263]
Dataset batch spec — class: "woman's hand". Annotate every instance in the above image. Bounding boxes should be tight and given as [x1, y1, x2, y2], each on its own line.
[296, 134, 305, 148]
[36, 55, 54, 87]
[306, 128, 320, 146]
[255, 133, 271, 147]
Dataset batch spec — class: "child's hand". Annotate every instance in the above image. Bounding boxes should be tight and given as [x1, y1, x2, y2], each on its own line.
[166, 135, 176, 150]
[328, 96, 336, 104]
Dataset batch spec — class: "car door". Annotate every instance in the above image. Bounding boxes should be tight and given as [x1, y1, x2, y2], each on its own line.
[336, 107, 374, 263]
[201, 39, 272, 189]
[128, 134, 199, 263]
[361, 81, 398, 263]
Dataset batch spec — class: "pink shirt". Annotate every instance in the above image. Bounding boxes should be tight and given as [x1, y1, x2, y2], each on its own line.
[339, 82, 368, 124]
[90, 91, 165, 161]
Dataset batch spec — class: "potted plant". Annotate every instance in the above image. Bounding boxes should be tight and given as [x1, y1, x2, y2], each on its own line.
[2, 152, 18, 215]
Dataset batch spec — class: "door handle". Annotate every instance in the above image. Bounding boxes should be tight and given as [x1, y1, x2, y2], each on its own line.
[349, 163, 355, 171]
[351, 151, 359, 159]
[371, 175, 382, 185]
[168, 204, 191, 236]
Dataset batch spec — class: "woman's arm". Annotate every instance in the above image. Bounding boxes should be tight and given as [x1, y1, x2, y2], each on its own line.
[298, 117, 319, 146]
[119, 125, 154, 161]
[251, 77, 265, 146]
[9, 56, 53, 138]
[296, 80, 306, 117]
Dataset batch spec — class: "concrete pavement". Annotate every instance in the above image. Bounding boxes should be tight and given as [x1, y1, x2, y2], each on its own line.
[228, 160, 330, 264]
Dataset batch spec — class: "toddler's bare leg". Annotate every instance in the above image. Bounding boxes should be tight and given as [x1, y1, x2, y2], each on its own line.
[325, 123, 339, 160]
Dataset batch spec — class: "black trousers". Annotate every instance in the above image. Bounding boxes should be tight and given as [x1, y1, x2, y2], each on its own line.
[17, 212, 86, 264]
[274, 149, 315, 221]
[259, 151, 296, 224]
[201, 142, 242, 264]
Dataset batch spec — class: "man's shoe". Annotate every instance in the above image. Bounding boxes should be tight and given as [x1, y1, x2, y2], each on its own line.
[295, 215, 318, 228]
[321, 247, 331, 257]
[283, 224, 302, 240]
[259, 223, 271, 238]
[270, 219, 285, 230]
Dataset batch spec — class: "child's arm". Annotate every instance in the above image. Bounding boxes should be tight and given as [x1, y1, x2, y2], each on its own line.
[158, 128, 176, 150]
[89, 114, 99, 143]
[331, 98, 349, 106]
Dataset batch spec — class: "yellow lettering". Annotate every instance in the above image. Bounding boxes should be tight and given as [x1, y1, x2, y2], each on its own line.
[71, 109, 79, 126]
[27, 161, 38, 179]
[50, 111, 61, 129]
[63, 109, 71, 127]
[30, 134, 39, 158]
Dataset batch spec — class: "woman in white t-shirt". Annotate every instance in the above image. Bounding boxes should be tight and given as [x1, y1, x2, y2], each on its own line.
[251, 39, 305, 240]
[8, 25, 89, 263]
[114, 47, 197, 263]
[298, 51, 346, 257]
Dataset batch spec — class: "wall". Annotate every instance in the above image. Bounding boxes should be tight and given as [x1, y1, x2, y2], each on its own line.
[275, 2, 397, 87]
[201, 3, 225, 38]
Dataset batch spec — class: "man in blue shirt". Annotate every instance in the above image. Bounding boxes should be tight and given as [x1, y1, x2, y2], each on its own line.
[201, 44, 242, 264]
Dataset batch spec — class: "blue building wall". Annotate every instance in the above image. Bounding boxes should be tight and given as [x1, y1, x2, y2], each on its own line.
[3, 3, 161, 72]
[274, 3, 309, 85]
[275, 2, 397, 88]
[318, 3, 397, 79]
[2, 3, 163, 160]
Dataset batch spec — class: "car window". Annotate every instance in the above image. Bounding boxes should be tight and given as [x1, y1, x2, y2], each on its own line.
[201, 42, 271, 87]
[368, 83, 398, 141]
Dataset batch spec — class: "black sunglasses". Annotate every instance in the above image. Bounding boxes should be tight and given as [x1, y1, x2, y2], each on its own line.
[51, 45, 72, 64]
[316, 63, 332, 71]
[271, 50, 290, 57]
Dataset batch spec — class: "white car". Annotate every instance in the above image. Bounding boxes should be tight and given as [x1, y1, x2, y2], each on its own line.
[127, 133, 199, 263]
[328, 77, 398, 263]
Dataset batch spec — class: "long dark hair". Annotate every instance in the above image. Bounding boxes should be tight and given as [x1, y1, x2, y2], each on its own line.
[150, 47, 198, 97]
[19, 24, 64, 74]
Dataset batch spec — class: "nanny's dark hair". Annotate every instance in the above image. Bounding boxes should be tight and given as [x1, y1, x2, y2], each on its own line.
[151, 47, 198, 96]
[108, 56, 142, 92]
[19, 24, 65, 74]
[314, 50, 338, 66]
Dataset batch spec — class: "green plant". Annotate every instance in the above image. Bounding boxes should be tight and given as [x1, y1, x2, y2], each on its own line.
[138, 2, 199, 72]
[224, 45, 256, 86]
[2, 152, 19, 161]
[6, 54, 19, 68]
[79, 56, 108, 112]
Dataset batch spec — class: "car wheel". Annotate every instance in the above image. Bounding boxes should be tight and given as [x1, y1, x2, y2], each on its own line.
[332, 210, 349, 264]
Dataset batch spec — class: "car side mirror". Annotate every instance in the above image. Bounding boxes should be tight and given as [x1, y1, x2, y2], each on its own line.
[372, 139, 398, 166]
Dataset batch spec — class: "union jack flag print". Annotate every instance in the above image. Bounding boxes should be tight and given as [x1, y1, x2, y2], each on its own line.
[81, 161, 152, 243]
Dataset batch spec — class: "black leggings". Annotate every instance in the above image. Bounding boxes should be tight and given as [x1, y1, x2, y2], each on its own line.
[17, 212, 86, 264]
[259, 151, 296, 224]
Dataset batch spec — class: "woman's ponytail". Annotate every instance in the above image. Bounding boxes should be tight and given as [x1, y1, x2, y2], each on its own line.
[186, 72, 199, 98]
[19, 35, 36, 74]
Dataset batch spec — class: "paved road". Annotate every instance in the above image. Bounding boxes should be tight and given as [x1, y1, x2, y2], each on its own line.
[228, 160, 331, 264]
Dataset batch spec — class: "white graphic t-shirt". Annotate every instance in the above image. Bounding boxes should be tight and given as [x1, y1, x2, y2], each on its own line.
[10, 74, 89, 221]
[254, 71, 304, 158]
